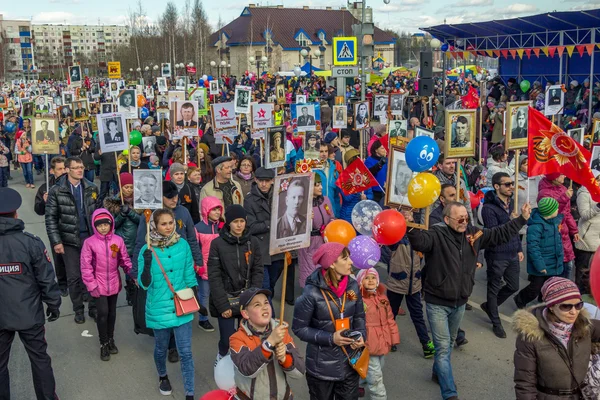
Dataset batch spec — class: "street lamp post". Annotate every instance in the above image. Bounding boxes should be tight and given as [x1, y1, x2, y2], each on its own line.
[210, 60, 216, 76]
[152, 64, 158, 80]
[136, 67, 141, 80]
[300, 48, 321, 75]
[188, 62, 194, 81]
[220, 60, 227, 78]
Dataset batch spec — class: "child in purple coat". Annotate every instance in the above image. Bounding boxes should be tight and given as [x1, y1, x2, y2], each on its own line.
[80, 209, 132, 361]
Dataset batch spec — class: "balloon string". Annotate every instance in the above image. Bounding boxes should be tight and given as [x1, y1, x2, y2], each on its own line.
[227, 388, 237, 399]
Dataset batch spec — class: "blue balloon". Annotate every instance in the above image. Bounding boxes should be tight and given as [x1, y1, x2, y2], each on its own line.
[208, 75, 214, 81]
[405, 136, 440, 172]
[4, 122, 16, 134]
[140, 106, 149, 119]
[198, 79, 204, 86]
[441, 43, 449, 52]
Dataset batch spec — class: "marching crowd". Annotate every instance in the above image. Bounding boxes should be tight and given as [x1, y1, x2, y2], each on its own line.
[1, 70, 600, 400]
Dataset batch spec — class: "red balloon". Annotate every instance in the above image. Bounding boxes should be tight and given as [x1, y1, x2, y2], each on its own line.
[371, 209, 407, 245]
[590, 251, 600, 304]
[469, 191, 481, 210]
[199, 389, 231, 400]
[204, 80, 210, 88]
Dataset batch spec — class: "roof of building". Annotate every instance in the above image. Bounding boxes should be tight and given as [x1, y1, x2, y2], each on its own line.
[210, 6, 396, 50]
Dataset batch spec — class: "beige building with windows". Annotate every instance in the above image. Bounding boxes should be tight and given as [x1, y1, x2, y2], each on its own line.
[32, 24, 128, 78]
[209, 5, 395, 77]
[0, 15, 36, 81]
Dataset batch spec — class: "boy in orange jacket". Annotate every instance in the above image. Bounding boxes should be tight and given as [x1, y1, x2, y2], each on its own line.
[357, 268, 400, 400]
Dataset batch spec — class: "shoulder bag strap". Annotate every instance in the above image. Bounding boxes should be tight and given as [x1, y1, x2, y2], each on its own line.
[151, 248, 176, 295]
[551, 340, 584, 392]
[320, 289, 351, 360]
[243, 241, 252, 289]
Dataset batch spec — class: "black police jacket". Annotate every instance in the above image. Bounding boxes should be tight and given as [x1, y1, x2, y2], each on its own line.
[0, 217, 61, 331]
[45, 174, 99, 248]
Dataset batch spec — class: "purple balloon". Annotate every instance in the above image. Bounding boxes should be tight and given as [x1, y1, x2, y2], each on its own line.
[348, 236, 381, 270]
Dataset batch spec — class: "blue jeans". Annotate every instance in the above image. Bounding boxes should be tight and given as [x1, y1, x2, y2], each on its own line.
[21, 162, 34, 185]
[0, 166, 7, 187]
[562, 260, 574, 281]
[262, 259, 285, 294]
[84, 169, 95, 183]
[196, 277, 209, 322]
[33, 155, 44, 171]
[153, 322, 194, 396]
[426, 302, 465, 400]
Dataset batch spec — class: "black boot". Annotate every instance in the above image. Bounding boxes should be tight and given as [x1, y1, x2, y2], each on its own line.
[100, 343, 111, 361]
[125, 280, 135, 306]
[108, 338, 119, 354]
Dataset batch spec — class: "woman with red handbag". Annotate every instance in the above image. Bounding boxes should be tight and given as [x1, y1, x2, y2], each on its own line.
[138, 209, 202, 400]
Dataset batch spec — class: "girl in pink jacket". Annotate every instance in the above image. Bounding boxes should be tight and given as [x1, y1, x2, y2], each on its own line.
[194, 196, 224, 332]
[357, 268, 400, 400]
[80, 209, 132, 361]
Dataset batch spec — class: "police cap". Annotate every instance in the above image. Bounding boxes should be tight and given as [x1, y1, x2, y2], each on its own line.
[0, 188, 22, 215]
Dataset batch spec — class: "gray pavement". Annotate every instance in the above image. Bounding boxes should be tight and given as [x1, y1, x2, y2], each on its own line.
[6, 170, 525, 400]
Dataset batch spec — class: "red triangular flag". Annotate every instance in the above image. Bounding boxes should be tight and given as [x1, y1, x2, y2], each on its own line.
[335, 158, 379, 196]
[528, 107, 600, 201]
[548, 46, 557, 58]
[586, 44, 595, 56]
[501, 49, 509, 58]
[493, 50, 501, 58]
[509, 49, 517, 59]
[576, 45, 585, 57]
[557, 46, 565, 57]
[533, 48, 541, 58]
[525, 48, 532, 59]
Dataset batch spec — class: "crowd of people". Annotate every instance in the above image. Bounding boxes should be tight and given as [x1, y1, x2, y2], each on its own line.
[1, 68, 600, 400]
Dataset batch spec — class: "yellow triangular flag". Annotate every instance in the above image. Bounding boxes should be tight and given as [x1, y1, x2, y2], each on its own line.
[486, 50, 493, 57]
[566, 45, 575, 57]
[517, 49, 525, 59]
[541, 47, 549, 57]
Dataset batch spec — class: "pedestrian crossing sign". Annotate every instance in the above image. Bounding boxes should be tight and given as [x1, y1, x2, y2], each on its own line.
[333, 37, 358, 66]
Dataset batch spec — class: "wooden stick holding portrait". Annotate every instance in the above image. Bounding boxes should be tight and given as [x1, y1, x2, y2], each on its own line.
[514, 150, 519, 214]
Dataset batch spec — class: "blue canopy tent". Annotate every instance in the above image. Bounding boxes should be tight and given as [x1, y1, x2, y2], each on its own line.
[301, 62, 323, 74]
[420, 9, 600, 114]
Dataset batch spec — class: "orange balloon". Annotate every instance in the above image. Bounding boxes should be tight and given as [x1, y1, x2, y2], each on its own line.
[137, 94, 146, 107]
[324, 220, 356, 247]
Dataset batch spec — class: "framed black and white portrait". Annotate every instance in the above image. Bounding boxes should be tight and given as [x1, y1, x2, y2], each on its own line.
[276, 83, 286, 105]
[545, 85, 564, 116]
[97, 112, 129, 153]
[388, 120, 407, 146]
[209, 80, 219, 95]
[591, 144, 600, 173]
[133, 169, 163, 210]
[69, 65, 82, 86]
[175, 76, 187, 90]
[234, 85, 252, 114]
[266, 125, 286, 169]
[389, 94, 403, 116]
[445, 109, 477, 158]
[568, 127, 585, 146]
[385, 147, 415, 208]
[118, 89, 137, 119]
[62, 91, 74, 105]
[21, 101, 34, 118]
[295, 103, 316, 132]
[506, 101, 530, 150]
[415, 126, 435, 140]
[354, 101, 370, 130]
[34, 96, 49, 113]
[269, 173, 314, 255]
[142, 136, 157, 156]
[156, 94, 169, 110]
[332, 105, 347, 129]
[373, 94, 389, 117]
[593, 119, 600, 143]
[296, 94, 307, 104]
[32, 118, 60, 155]
[304, 132, 321, 160]
[161, 63, 172, 78]
[157, 77, 168, 93]
[73, 100, 89, 121]
[91, 83, 100, 98]
[100, 103, 115, 114]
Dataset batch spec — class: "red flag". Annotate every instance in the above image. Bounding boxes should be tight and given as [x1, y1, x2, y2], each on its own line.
[335, 158, 379, 196]
[528, 106, 600, 201]
[461, 86, 480, 109]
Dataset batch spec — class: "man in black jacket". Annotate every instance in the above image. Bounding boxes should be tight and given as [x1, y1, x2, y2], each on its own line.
[407, 200, 531, 400]
[244, 167, 285, 297]
[34, 156, 68, 297]
[45, 156, 99, 324]
[480, 172, 523, 339]
[0, 188, 61, 400]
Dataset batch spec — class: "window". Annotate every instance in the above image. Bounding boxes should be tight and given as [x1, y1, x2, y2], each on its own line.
[296, 32, 311, 47]
[11, 61, 17, 66]
[9, 49, 15, 55]
[318, 31, 326, 43]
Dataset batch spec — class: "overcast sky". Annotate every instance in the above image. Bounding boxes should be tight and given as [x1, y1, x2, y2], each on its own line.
[1, 0, 597, 34]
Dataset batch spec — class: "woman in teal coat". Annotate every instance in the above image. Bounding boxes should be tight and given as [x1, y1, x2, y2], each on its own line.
[138, 209, 198, 400]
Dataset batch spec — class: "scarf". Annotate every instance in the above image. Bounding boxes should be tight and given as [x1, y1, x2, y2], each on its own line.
[244, 320, 273, 341]
[131, 159, 141, 168]
[236, 171, 252, 181]
[543, 308, 573, 349]
[148, 217, 181, 249]
[322, 269, 349, 298]
[174, 180, 185, 192]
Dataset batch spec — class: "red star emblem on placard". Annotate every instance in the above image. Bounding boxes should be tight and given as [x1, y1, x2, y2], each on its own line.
[219, 108, 229, 117]
[257, 108, 266, 118]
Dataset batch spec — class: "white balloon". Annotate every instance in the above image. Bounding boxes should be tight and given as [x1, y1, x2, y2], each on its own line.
[351, 200, 382, 236]
[214, 354, 236, 391]
[202, 74, 208, 81]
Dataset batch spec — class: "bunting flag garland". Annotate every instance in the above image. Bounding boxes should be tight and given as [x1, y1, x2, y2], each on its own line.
[447, 43, 600, 60]
[527, 107, 600, 202]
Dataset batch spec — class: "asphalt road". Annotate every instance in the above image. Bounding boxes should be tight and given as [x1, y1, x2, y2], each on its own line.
[6, 170, 526, 400]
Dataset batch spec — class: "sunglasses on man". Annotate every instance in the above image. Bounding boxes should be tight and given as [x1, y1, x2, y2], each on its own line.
[447, 215, 470, 224]
[557, 302, 584, 312]
[499, 181, 515, 187]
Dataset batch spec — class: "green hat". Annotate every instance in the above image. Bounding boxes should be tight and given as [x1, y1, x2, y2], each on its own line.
[538, 197, 559, 217]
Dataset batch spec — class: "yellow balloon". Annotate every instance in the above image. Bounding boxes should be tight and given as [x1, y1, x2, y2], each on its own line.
[122, 149, 129, 156]
[407, 172, 441, 209]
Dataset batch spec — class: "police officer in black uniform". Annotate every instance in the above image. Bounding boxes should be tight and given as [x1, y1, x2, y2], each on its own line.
[0, 188, 61, 400]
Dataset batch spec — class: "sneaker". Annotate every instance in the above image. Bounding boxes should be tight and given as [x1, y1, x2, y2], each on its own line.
[168, 348, 179, 363]
[60, 288, 69, 297]
[492, 324, 507, 339]
[159, 375, 172, 396]
[455, 336, 469, 347]
[358, 387, 365, 397]
[74, 312, 85, 324]
[108, 338, 119, 354]
[397, 307, 406, 316]
[465, 303, 473, 311]
[100, 343, 110, 361]
[36, 169, 42, 175]
[423, 340, 435, 359]
[88, 308, 97, 322]
[214, 352, 224, 367]
[198, 320, 215, 332]
[186, 396, 194, 400]
[391, 344, 398, 352]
